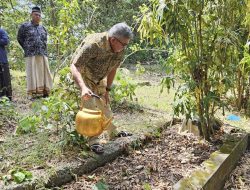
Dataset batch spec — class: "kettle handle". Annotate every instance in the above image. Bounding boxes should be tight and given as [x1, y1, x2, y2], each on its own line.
[80, 94, 105, 110]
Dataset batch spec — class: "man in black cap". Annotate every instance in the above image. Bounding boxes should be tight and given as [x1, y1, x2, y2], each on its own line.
[17, 6, 53, 99]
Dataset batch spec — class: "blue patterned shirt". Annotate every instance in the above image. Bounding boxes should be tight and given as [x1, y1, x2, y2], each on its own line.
[17, 21, 47, 57]
[0, 28, 9, 64]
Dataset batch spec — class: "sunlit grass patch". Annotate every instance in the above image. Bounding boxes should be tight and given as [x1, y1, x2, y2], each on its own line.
[135, 85, 175, 112]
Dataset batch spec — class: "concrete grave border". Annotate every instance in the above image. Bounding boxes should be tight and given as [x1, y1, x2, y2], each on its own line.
[173, 133, 249, 190]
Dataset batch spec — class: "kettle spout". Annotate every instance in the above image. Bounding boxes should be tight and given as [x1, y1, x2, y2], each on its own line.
[103, 117, 113, 129]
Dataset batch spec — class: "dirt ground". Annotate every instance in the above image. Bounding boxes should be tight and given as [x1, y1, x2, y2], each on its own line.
[0, 71, 32, 140]
[1, 65, 248, 189]
[224, 150, 250, 190]
[0, 66, 175, 189]
[62, 125, 221, 190]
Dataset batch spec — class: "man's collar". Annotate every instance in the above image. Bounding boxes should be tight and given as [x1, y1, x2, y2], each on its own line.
[31, 21, 39, 26]
[105, 32, 113, 53]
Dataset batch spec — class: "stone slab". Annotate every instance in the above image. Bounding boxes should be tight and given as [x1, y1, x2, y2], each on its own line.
[173, 133, 249, 190]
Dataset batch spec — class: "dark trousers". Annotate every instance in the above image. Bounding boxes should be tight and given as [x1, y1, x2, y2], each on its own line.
[0, 63, 12, 100]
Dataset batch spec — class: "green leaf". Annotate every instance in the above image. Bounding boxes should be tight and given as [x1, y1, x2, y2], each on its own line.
[2, 175, 11, 185]
[92, 180, 108, 190]
[87, 174, 95, 180]
[23, 170, 33, 180]
[13, 172, 26, 183]
[143, 182, 152, 190]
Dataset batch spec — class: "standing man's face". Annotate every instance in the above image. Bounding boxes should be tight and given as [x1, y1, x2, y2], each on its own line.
[31, 12, 41, 24]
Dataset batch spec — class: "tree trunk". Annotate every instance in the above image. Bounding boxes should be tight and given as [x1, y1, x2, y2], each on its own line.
[237, 69, 243, 110]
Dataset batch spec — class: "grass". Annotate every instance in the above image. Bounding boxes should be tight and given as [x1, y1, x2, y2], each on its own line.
[10, 69, 26, 97]
[2, 64, 250, 187]
[0, 129, 89, 188]
[112, 65, 175, 133]
[216, 110, 250, 132]
[130, 64, 250, 133]
[135, 85, 175, 112]
[0, 132, 61, 172]
[1, 70, 82, 186]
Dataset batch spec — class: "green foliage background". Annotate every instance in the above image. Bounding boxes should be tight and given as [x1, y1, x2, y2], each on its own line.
[0, 0, 147, 71]
[0, 0, 250, 140]
[137, 0, 250, 139]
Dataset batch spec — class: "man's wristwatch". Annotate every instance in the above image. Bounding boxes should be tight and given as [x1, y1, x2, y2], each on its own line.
[106, 87, 112, 92]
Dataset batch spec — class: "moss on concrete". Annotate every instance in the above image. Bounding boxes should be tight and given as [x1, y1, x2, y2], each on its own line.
[173, 133, 249, 190]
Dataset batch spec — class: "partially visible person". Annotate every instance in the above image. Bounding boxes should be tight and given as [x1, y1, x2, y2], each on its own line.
[17, 6, 52, 99]
[0, 28, 12, 100]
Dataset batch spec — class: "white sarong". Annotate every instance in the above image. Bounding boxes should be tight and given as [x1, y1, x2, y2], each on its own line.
[25, 55, 53, 95]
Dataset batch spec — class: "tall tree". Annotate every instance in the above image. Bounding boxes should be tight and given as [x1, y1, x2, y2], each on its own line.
[137, 0, 248, 140]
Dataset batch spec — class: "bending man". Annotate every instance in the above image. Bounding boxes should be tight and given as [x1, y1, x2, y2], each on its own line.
[71, 22, 133, 154]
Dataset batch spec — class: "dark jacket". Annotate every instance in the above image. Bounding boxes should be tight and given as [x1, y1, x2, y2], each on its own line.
[17, 21, 48, 57]
[0, 28, 9, 64]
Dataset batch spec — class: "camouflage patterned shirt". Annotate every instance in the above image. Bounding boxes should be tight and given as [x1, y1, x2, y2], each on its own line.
[71, 32, 124, 84]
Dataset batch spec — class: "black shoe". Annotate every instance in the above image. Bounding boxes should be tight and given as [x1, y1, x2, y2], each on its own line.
[43, 93, 49, 98]
[116, 131, 133, 137]
[90, 144, 104, 154]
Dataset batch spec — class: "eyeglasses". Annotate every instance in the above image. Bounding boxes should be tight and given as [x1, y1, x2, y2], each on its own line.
[33, 13, 41, 17]
[115, 37, 129, 47]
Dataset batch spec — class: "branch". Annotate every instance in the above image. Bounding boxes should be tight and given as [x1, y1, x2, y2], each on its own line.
[8, 0, 14, 9]
[7, 0, 21, 14]
[86, 8, 96, 29]
[52, 54, 72, 81]
[122, 48, 168, 64]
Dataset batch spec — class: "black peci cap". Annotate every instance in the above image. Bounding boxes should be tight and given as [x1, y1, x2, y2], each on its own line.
[32, 6, 41, 13]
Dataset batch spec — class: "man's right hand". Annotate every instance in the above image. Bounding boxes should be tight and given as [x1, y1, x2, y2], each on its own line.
[81, 86, 93, 100]
[70, 64, 93, 100]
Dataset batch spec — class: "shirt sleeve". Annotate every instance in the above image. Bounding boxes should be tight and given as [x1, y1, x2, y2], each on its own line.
[0, 29, 9, 46]
[17, 24, 25, 48]
[42, 26, 48, 43]
[72, 42, 99, 68]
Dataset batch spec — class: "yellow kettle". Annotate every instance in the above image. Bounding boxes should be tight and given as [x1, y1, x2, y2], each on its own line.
[75, 94, 113, 137]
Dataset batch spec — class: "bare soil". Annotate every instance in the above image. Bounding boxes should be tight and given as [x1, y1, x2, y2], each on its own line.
[62, 125, 221, 190]
[224, 150, 250, 190]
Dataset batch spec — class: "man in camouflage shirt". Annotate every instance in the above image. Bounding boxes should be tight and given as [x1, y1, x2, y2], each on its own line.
[17, 6, 52, 99]
[71, 23, 133, 154]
